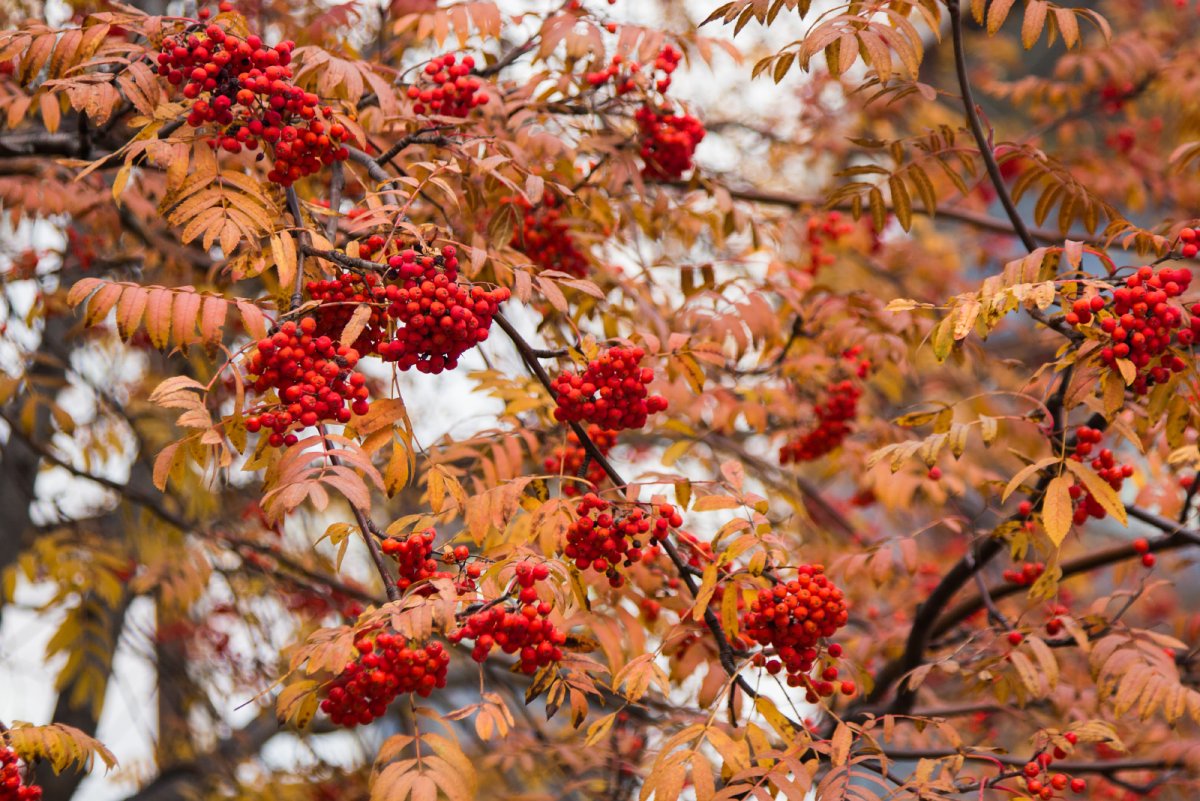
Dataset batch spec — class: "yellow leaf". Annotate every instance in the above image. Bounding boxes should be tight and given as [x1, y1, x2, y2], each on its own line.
[1063, 460, 1127, 525]
[1042, 474, 1074, 547]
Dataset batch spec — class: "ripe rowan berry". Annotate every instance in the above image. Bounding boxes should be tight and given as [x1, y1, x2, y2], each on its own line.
[503, 193, 590, 278]
[242, 318, 369, 444]
[740, 565, 849, 701]
[380, 529, 454, 592]
[803, 211, 855, 273]
[0, 748, 41, 801]
[636, 104, 705, 181]
[449, 562, 566, 673]
[1067, 265, 1194, 395]
[407, 53, 487, 116]
[157, 13, 347, 186]
[564, 493, 680, 586]
[780, 380, 861, 463]
[319, 631, 449, 726]
[552, 347, 668, 431]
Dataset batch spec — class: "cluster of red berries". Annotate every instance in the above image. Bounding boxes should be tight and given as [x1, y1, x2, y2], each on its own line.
[803, 211, 855, 274]
[544, 425, 617, 495]
[504, 193, 590, 278]
[0, 748, 41, 801]
[375, 246, 510, 373]
[381, 529, 454, 592]
[156, 16, 348, 185]
[779, 380, 862, 463]
[740, 565, 851, 701]
[1065, 265, 1195, 395]
[1021, 740, 1087, 799]
[319, 632, 449, 726]
[407, 54, 487, 116]
[565, 494, 681, 587]
[551, 346, 667, 431]
[636, 105, 705, 181]
[585, 45, 682, 95]
[1179, 226, 1199, 259]
[243, 318, 368, 447]
[309, 245, 510, 374]
[1099, 79, 1136, 114]
[1067, 426, 1133, 525]
[1003, 560, 1045, 587]
[585, 53, 638, 93]
[449, 562, 566, 673]
[305, 271, 388, 354]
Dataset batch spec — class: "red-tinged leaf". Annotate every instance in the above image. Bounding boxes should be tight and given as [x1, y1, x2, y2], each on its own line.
[199, 296, 227, 345]
[67, 277, 104, 308]
[987, 0, 1017, 34]
[115, 285, 148, 340]
[236, 300, 268, 339]
[85, 282, 124, 325]
[172, 290, 202, 346]
[145, 287, 174, 349]
[153, 440, 181, 491]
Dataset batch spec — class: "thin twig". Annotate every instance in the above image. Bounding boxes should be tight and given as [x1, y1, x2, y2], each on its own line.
[948, 0, 1037, 253]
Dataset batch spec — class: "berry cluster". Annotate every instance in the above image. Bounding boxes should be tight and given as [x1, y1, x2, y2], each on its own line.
[1099, 79, 1136, 114]
[408, 54, 487, 116]
[629, 45, 703, 179]
[551, 346, 668, 431]
[1180, 226, 1199, 259]
[306, 271, 388, 354]
[1067, 426, 1133, 525]
[1021, 741, 1087, 799]
[544, 425, 618, 495]
[804, 211, 855, 274]
[585, 53, 638, 93]
[243, 318, 368, 446]
[636, 105, 705, 181]
[505, 193, 590, 278]
[374, 246, 510, 373]
[449, 562, 566, 674]
[0, 748, 40, 801]
[1065, 265, 1195, 395]
[157, 18, 348, 185]
[585, 44, 681, 95]
[779, 380, 862, 464]
[381, 529, 452, 592]
[564, 494, 681, 586]
[319, 632, 449, 726]
[1003, 561, 1045, 587]
[307, 245, 510, 374]
[650, 45, 684, 94]
[740, 565, 851, 701]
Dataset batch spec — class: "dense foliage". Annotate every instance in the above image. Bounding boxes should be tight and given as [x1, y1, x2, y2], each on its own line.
[1, 1, 1200, 800]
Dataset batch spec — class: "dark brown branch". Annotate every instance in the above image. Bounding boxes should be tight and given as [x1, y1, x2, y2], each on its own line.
[948, 0, 1037, 253]
[491, 311, 780, 719]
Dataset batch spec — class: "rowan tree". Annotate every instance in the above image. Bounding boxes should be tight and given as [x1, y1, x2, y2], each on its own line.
[0, 0, 1198, 800]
